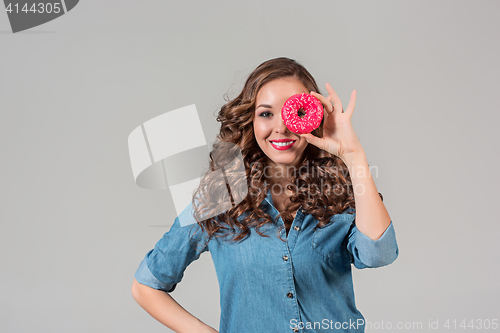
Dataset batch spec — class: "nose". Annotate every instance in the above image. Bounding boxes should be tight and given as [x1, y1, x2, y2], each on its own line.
[274, 115, 290, 134]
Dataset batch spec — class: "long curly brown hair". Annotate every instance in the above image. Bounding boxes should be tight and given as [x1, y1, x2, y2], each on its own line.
[188, 57, 381, 248]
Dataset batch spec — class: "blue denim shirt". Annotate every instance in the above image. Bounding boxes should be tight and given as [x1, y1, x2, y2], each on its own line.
[134, 188, 399, 333]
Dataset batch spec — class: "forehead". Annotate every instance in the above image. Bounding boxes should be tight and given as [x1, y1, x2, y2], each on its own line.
[256, 77, 309, 104]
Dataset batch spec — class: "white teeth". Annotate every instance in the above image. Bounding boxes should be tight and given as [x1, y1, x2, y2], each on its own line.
[271, 141, 294, 146]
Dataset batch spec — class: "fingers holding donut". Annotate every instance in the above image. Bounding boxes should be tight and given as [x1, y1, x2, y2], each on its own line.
[301, 84, 361, 158]
[310, 91, 333, 115]
[325, 82, 344, 114]
[324, 83, 357, 119]
[309, 91, 333, 129]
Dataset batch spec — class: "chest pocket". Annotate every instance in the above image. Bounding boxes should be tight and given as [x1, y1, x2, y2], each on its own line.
[311, 214, 354, 261]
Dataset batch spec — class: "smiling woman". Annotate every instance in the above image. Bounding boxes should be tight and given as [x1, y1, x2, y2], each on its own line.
[132, 57, 398, 333]
[253, 77, 310, 166]
[190, 57, 372, 239]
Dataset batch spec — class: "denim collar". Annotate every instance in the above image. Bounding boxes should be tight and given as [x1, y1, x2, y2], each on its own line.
[261, 186, 305, 221]
[179, 186, 305, 228]
[263, 186, 274, 209]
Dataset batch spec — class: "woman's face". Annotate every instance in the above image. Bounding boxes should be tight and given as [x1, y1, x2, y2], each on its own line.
[253, 77, 310, 169]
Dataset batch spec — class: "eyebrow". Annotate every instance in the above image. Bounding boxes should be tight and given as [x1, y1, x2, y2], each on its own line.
[255, 104, 273, 110]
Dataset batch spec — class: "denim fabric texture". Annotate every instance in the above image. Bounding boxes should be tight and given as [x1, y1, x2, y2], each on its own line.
[135, 187, 399, 333]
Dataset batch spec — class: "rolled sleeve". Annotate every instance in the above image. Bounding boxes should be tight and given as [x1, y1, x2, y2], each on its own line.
[347, 220, 399, 269]
[135, 256, 177, 292]
[134, 202, 209, 292]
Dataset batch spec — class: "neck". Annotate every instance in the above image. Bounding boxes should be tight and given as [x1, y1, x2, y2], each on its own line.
[264, 150, 307, 187]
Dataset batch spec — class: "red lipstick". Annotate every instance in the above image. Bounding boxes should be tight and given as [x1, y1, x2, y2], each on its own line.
[269, 139, 296, 150]
[270, 139, 294, 142]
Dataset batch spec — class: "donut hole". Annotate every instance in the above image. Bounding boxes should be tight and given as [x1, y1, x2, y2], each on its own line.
[297, 108, 306, 118]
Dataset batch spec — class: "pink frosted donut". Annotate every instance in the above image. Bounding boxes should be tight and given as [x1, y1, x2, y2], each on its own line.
[281, 93, 324, 134]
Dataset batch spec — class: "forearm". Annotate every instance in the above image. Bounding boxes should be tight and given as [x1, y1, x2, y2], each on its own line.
[341, 148, 391, 240]
[131, 278, 215, 333]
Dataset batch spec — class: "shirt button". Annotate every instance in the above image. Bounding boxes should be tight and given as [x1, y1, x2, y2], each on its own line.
[294, 226, 300, 231]
[292, 327, 299, 332]
[282, 255, 289, 261]
[287, 292, 293, 298]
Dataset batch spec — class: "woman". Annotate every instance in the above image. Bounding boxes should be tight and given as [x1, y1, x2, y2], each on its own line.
[132, 57, 399, 333]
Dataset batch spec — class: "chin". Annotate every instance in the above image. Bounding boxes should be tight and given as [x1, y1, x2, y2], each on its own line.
[266, 151, 304, 166]
[268, 157, 295, 166]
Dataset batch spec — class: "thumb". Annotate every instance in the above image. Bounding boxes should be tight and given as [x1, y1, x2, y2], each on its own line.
[300, 133, 324, 150]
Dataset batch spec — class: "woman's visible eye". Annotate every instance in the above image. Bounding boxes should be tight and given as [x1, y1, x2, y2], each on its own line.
[259, 111, 272, 117]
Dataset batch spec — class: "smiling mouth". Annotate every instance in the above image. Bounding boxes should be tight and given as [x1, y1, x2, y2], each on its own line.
[270, 140, 295, 147]
[269, 140, 296, 150]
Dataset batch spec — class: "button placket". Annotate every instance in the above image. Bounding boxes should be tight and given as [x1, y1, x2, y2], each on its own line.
[286, 209, 305, 252]
[263, 191, 304, 330]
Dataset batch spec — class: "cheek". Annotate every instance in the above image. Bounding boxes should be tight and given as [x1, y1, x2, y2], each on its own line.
[253, 120, 270, 141]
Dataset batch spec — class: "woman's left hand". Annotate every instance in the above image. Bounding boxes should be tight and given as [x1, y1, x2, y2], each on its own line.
[300, 83, 364, 162]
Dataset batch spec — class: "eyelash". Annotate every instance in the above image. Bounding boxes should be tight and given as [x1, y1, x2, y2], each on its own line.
[259, 111, 272, 117]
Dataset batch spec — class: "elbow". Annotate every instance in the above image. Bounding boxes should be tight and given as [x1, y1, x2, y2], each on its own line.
[131, 279, 144, 302]
[132, 278, 163, 302]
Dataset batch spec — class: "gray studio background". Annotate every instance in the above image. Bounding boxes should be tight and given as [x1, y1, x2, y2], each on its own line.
[1, 0, 499, 332]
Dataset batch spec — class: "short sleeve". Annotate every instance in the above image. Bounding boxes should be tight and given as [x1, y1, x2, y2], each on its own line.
[134, 203, 209, 292]
[346, 212, 399, 269]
